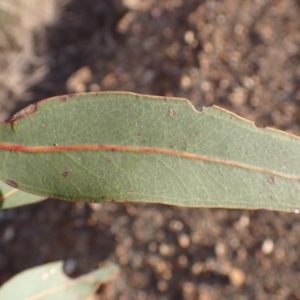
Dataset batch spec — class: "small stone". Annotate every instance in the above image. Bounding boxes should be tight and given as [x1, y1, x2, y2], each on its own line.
[64, 259, 77, 275]
[239, 215, 250, 228]
[157, 280, 168, 292]
[200, 81, 211, 92]
[89, 83, 101, 92]
[228, 268, 246, 287]
[262, 238, 274, 255]
[3, 226, 15, 242]
[191, 261, 204, 275]
[102, 73, 117, 88]
[159, 243, 172, 256]
[178, 233, 190, 248]
[66, 67, 92, 93]
[215, 242, 226, 257]
[242, 76, 255, 89]
[143, 70, 154, 84]
[184, 30, 195, 45]
[148, 242, 157, 252]
[178, 255, 188, 267]
[169, 220, 183, 231]
[162, 269, 172, 280]
[182, 281, 195, 294]
[204, 42, 214, 53]
[180, 74, 192, 90]
[229, 87, 247, 106]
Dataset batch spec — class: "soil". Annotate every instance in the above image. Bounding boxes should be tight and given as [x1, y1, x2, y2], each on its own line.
[1, 0, 300, 299]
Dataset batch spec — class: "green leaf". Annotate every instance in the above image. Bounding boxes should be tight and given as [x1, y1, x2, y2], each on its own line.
[0, 180, 44, 209]
[0, 261, 119, 300]
[0, 92, 299, 212]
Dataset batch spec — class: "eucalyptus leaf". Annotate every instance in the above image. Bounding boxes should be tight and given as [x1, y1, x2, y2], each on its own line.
[0, 180, 44, 209]
[0, 92, 299, 212]
[0, 261, 119, 300]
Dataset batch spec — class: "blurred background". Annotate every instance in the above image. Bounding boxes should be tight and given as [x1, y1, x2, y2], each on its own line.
[1, 0, 300, 299]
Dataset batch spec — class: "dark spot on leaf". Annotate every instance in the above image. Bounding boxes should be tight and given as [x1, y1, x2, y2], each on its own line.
[137, 132, 141, 136]
[6, 180, 18, 188]
[111, 199, 116, 203]
[107, 158, 111, 163]
[111, 149, 115, 152]
[142, 140, 146, 143]
[268, 176, 274, 184]
[63, 172, 68, 177]
[68, 94, 76, 98]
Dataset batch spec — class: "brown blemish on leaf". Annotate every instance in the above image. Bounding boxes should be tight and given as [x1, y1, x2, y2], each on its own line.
[62, 172, 69, 177]
[268, 176, 275, 184]
[169, 109, 176, 116]
[6, 180, 18, 188]
[59, 96, 67, 102]
[8, 103, 37, 123]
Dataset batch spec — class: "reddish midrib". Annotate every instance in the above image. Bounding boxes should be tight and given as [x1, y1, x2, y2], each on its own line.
[0, 142, 298, 180]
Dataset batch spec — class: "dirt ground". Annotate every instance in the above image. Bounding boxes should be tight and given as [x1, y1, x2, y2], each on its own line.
[1, 0, 300, 299]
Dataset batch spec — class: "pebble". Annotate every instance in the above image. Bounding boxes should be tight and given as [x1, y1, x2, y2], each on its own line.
[157, 280, 168, 292]
[228, 267, 246, 287]
[169, 220, 183, 231]
[191, 261, 204, 275]
[159, 243, 172, 256]
[3, 226, 15, 242]
[182, 281, 195, 294]
[66, 66, 92, 93]
[180, 74, 192, 90]
[262, 238, 274, 255]
[229, 87, 247, 106]
[64, 259, 77, 275]
[215, 242, 226, 257]
[178, 233, 190, 248]
[178, 255, 188, 267]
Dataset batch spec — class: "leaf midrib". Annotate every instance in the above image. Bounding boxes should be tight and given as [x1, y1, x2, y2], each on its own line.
[0, 142, 298, 180]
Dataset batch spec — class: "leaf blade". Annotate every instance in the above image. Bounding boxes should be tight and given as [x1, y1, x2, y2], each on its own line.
[0, 261, 119, 300]
[0, 92, 299, 212]
[0, 181, 44, 209]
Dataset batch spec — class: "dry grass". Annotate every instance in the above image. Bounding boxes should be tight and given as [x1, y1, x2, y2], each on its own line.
[0, 0, 57, 120]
